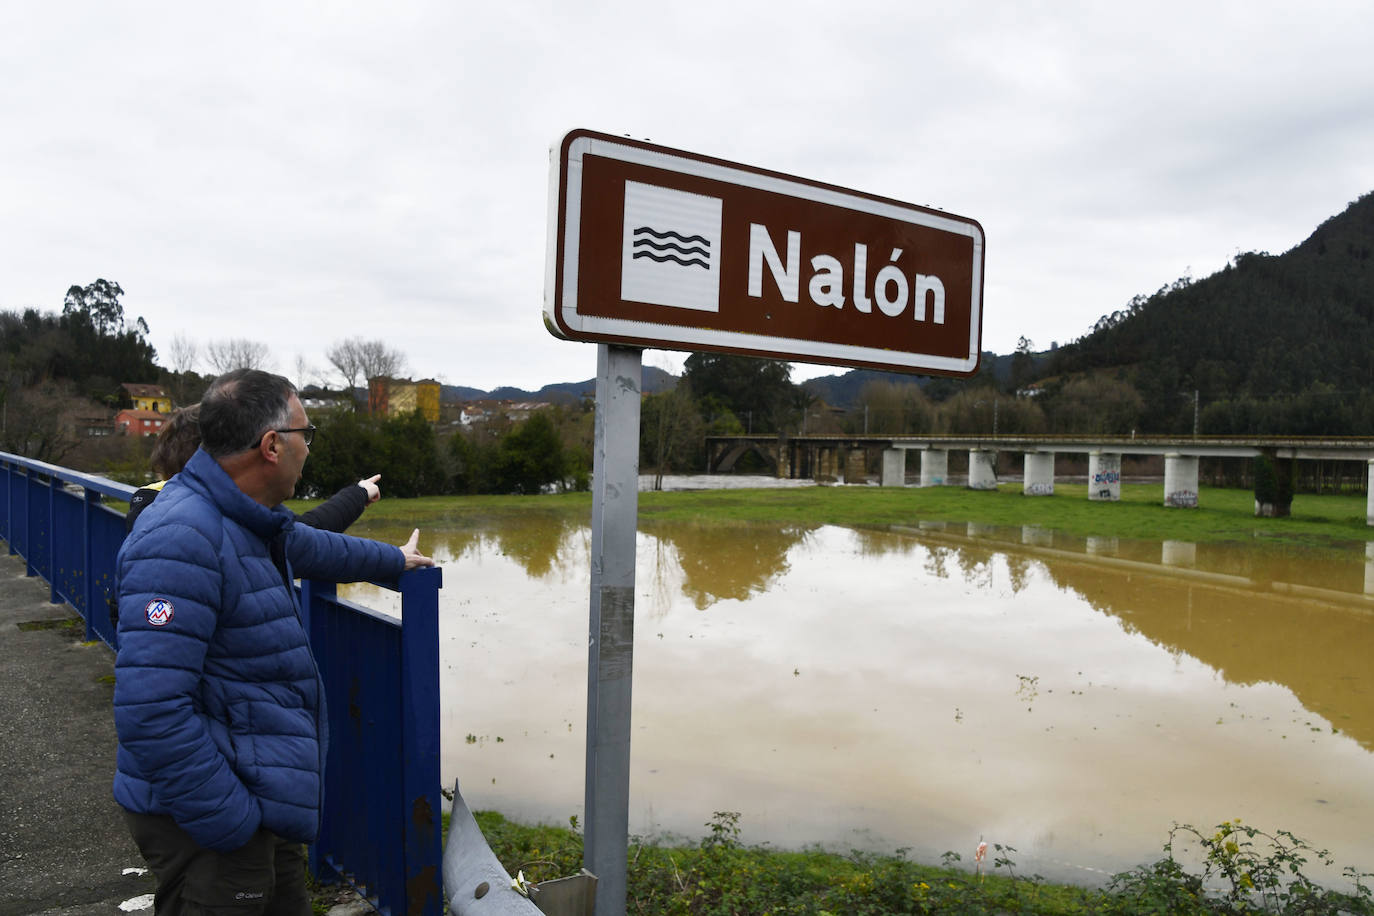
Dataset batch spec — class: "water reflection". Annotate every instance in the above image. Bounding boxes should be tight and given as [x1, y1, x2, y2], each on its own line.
[640, 521, 812, 610]
[341, 515, 1374, 886]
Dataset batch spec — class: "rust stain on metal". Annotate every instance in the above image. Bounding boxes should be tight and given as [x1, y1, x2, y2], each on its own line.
[412, 794, 434, 829]
[406, 865, 439, 916]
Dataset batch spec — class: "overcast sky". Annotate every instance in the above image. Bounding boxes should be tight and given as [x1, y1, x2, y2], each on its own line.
[4, 2, 1373, 392]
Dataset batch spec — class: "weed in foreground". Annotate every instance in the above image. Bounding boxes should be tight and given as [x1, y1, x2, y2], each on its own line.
[1106, 821, 1374, 915]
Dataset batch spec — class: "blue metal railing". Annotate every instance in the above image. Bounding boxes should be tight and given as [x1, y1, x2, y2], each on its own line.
[0, 451, 443, 916]
[303, 572, 443, 914]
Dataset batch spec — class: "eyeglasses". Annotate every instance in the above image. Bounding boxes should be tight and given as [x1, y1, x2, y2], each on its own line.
[251, 425, 316, 449]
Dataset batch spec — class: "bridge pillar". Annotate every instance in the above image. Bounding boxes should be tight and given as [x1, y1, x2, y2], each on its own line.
[881, 449, 906, 487]
[1368, 461, 1374, 526]
[1088, 451, 1122, 501]
[1366, 543, 1374, 593]
[920, 448, 948, 487]
[821, 447, 838, 480]
[1163, 453, 1199, 508]
[1023, 451, 1055, 496]
[774, 441, 789, 478]
[967, 449, 997, 490]
[843, 448, 869, 485]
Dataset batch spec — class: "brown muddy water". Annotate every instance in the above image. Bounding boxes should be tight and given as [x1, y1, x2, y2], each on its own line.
[342, 517, 1374, 886]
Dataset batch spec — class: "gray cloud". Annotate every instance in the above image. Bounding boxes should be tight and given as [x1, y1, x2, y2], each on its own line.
[3, 1, 1372, 389]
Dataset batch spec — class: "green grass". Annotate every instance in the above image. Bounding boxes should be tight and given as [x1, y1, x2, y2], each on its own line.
[457, 810, 1374, 915]
[300, 483, 1374, 548]
[467, 809, 1109, 916]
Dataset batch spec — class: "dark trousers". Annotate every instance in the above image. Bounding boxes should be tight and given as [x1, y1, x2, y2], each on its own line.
[123, 810, 311, 916]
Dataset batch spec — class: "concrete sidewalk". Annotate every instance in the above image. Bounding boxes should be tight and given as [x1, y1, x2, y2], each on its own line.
[0, 553, 373, 916]
[0, 551, 154, 915]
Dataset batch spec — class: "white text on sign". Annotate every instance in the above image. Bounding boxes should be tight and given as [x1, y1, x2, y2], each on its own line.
[746, 224, 946, 322]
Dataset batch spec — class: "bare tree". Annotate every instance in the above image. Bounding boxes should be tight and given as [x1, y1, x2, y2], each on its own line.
[325, 339, 364, 393]
[166, 334, 203, 406]
[292, 353, 326, 390]
[356, 339, 406, 381]
[327, 337, 406, 388]
[168, 333, 198, 375]
[205, 339, 273, 375]
[0, 380, 84, 463]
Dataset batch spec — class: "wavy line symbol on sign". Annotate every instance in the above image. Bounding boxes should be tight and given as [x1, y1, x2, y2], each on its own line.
[631, 227, 711, 269]
[621, 181, 722, 312]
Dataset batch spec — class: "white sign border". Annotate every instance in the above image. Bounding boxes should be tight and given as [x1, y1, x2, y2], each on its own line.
[545, 131, 985, 375]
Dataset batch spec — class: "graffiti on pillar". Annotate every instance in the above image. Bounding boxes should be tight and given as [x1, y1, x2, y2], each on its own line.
[1092, 469, 1121, 485]
[1096, 488, 1114, 500]
[1025, 482, 1054, 496]
[1166, 490, 1198, 508]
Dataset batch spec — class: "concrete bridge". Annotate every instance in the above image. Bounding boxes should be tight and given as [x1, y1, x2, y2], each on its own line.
[704, 434, 1374, 522]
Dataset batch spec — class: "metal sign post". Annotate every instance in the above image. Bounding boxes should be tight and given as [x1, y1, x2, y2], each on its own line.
[545, 128, 986, 916]
[584, 343, 641, 916]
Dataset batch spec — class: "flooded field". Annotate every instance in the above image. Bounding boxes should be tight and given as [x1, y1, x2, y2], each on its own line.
[343, 515, 1374, 885]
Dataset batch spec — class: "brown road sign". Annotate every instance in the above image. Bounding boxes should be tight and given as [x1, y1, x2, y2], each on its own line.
[544, 129, 986, 377]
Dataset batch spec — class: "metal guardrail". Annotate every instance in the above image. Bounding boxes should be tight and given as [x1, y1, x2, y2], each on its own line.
[0, 451, 443, 916]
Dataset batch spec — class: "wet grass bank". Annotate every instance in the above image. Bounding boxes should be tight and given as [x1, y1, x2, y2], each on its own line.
[325, 482, 1374, 547]
[464, 810, 1374, 915]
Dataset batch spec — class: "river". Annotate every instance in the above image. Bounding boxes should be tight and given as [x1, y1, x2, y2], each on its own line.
[342, 511, 1374, 886]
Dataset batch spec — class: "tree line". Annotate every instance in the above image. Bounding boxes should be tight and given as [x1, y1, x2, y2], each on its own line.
[10, 203, 1374, 497]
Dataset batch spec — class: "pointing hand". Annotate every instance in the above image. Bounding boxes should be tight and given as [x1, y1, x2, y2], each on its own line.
[399, 528, 434, 570]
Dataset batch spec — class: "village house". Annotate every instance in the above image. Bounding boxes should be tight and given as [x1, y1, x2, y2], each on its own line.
[121, 383, 172, 413]
[115, 409, 167, 437]
[72, 408, 116, 438]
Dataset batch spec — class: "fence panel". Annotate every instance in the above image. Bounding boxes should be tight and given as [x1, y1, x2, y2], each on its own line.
[304, 568, 443, 916]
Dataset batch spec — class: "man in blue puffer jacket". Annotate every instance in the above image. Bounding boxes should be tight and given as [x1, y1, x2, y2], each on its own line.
[113, 368, 434, 915]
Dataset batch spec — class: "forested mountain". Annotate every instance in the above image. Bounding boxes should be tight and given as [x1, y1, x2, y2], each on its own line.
[1042, 191, 1374, 433]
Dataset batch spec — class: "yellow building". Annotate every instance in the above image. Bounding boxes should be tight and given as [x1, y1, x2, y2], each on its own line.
[121, 383, 173, 413]
[367, 377, 441, 423]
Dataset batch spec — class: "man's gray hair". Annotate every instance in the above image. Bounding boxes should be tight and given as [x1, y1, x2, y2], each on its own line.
[198, 369, 298, 458]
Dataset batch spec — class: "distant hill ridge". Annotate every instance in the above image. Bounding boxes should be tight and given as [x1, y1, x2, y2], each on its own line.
[440, 365, 679, 404]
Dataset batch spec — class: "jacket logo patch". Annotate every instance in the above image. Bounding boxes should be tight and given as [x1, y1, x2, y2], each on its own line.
[145, 598, 174, 627]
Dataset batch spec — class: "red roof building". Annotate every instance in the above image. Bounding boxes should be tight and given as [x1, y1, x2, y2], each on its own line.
[115, 409, 169, 437]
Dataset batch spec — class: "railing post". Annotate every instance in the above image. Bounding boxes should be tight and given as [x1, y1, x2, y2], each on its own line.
[399, 566, 443, 916]
[2, 459, 10, 551]
[47, 475, 58, 604]
[83, 488, 99, 641]
[25, 469, 37, 577]
[301, 576, 336, 886]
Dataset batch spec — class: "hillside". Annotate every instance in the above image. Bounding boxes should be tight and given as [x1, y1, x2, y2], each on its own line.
[798, 350, 1054, 409]
[1047, 191, 1374, 398]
